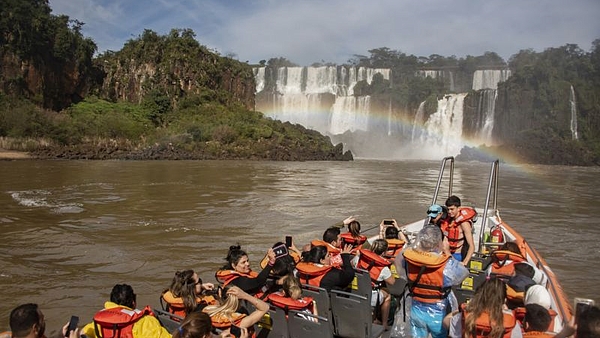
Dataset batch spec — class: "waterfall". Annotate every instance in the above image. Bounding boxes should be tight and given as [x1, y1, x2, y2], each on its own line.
[408, 94, 467, 159]
[253, 67, 265, 93]
[411, 101, 426, 142]
[472, 69, 511, 90]
[570, 85, 579, 140]
[254, 66, 390, 136]
[475, 89, 498, 145]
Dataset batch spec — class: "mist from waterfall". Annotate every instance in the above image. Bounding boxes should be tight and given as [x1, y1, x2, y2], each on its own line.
[254, 66, 390, 137]
[570, 85, 579, 140]
[400, 94, 467, 160]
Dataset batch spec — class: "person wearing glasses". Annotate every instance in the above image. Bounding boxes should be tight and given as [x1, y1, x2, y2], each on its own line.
[161, 270, 217, 317]
[426, 204, 448, 227]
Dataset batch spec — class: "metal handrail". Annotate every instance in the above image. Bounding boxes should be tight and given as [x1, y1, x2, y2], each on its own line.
[477, 160, 500, 252]
[426, 156, 455, 226]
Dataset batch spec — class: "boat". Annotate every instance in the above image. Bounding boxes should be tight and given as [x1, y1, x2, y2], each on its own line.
[396, 156, 572, 336]
[153, 157, 574, 338]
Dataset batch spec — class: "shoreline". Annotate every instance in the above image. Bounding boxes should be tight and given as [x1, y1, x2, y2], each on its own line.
[0, 149, 32, 159]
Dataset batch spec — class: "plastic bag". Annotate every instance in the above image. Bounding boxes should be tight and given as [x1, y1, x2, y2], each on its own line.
[390, 295, 412, 338]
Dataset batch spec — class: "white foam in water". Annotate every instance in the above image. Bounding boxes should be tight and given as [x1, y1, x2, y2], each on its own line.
[10, 190, 51, 207]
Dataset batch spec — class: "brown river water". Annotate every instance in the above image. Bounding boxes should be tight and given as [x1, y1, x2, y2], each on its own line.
[1, 159, 599, 334]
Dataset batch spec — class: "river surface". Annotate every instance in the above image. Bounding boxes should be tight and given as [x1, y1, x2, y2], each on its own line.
[1, 159, 598, 334]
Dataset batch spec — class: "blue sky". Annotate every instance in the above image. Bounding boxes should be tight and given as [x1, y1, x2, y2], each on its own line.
[48, 0, 600, 66]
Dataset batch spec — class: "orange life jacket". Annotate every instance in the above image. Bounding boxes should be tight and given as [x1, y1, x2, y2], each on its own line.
[160, 291, 216, 317]
[310, 240, 343, 267]
[93, 305, 153, 338]
[461, 303, 517, 338]
[215, 269, 259, 287]
[514, 307, 557, 331]
[402, 249, 451, 303]
[384, 238, 406, 259]
[267, 292, 314, 312]
[356, 249, 392, 288]
[440, 207, 476, 253]
[295, 262, 332, 287]
[340, 232, 367, 252]
[489, 250, 526, 278]
[205, 311, 246, 329]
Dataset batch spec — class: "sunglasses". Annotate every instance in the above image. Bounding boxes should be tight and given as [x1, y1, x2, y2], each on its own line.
[427, 210, 439, 214]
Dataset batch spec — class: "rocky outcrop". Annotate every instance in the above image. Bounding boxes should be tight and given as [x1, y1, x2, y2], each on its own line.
[0, 51, 94, 111]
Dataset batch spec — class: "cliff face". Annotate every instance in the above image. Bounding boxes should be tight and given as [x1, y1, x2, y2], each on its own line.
[94, 30, 256, 110]
[1, 51, 94, 111]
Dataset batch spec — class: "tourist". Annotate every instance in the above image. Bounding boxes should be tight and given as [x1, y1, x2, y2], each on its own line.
[215, 244, 276, 296]
[296, 244, 355, 291]
[82, 283, 171, 338]
[440, 195, 476, 266]
[397, 225, 469, 338]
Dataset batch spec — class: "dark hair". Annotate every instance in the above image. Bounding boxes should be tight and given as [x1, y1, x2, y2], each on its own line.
[348, 221, 361, 238]
[223, 244, 247, 270]
[499, 241, 521, 255]
[322, 227, 341, 244]
[445, 195, 461, 207]
[10, 303, 43, 338]
[172, 311, 213, 338]
[270, 242, 296, 277]
[514, 263, 535, 279]
[168, 270, 200, 314]
[110, 284, 136, 308]
[578, 305, 600, 338]
[385, 226, 399, 239]
[304, 245, 328, 264]
[524, 304, 551, 332]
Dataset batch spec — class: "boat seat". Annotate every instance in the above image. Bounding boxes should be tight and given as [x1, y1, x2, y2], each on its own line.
[153, 308, 184, 334]
[301, 284, 334, 334]
[351, 268, 373, 303]
[257, 306, 289, 338]
[288, 310, 332, 338]
[330, 289, 384, 338]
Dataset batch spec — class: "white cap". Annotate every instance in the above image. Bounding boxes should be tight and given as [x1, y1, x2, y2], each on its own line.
[524, 285, 552, 309]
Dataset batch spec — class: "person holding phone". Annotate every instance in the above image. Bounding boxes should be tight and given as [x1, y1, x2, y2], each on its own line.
[215, 244, 276, 296]
[202, 286, 269, 333]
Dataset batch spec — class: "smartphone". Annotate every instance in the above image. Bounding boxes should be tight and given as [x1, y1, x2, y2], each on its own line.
[273, 243, 288, 258]
[285, 236, 292, 248]
[383, 219, 394, 225]
[66, 315, 79, 337]
[230, 324, 241, 338]
[575, 297, 595, 324]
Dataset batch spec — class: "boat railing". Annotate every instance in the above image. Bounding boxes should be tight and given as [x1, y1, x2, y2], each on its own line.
[477, 159, 500, 252]
[425, 156, 455, 226]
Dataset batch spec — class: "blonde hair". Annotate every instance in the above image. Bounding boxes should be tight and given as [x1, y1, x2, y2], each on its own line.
[282, 274, 303, 300]
[203, 289, 240, 323]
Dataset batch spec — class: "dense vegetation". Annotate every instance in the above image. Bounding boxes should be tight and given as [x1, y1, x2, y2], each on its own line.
[0, 0, 349, 160]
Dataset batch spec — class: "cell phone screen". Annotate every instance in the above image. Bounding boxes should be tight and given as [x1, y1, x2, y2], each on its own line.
[273, 243, 288, 258]
[383, 219, 393, 225]
[285, 236, 292, 247]
[575, 298, 595, 324]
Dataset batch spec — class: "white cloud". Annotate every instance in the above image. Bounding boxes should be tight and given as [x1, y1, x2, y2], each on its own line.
[48, 0, 600, 64]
